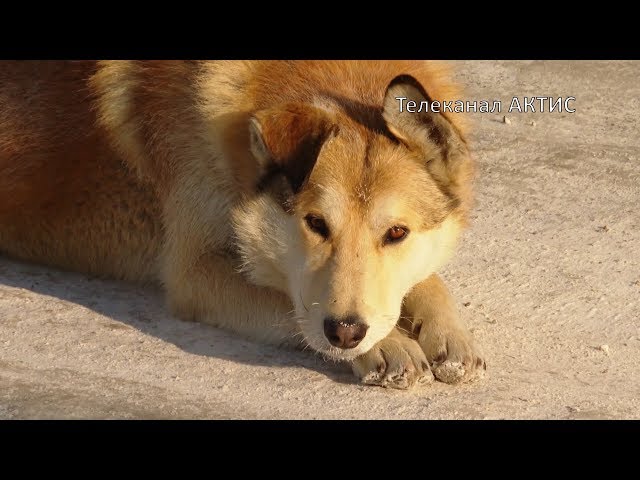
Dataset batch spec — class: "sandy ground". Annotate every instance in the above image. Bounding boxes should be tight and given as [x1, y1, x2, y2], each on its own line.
[1, 60, 639, 419]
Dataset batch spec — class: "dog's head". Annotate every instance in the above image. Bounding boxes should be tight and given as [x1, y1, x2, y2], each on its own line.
[233, 73, 473, 361]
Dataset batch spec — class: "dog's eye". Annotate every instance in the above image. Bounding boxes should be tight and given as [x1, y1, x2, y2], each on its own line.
[384, 226, 409, 244]
[305, 214, 329, 239]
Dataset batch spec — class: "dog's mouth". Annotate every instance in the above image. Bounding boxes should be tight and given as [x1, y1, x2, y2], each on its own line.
[297, 334, 369, 362]
[316, 345, 364, 362]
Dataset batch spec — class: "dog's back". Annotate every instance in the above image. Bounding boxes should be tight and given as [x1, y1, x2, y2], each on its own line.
[0, 61, 161, 281]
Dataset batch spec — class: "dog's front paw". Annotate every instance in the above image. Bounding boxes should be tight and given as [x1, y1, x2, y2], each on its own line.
[352, 331, 434, 389]
[417, 322, 486, 384]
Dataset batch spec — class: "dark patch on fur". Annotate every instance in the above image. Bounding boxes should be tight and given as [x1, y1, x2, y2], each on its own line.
[252, 104, 337, 195]
[321, 92, 399, 144]
[382, 74, 470, 217]
[363, 135, 373, 168]
[283, 124, 335, 193]
[255, 167, 296, 214]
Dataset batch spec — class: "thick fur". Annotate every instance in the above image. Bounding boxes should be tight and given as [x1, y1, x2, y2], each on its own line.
[0, 61, 484, 388]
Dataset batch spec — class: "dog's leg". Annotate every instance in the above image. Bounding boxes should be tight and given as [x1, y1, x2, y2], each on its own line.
[352, 274, 485, 389]
[163, 250, 299, 348]
[403, 273, 486, 384]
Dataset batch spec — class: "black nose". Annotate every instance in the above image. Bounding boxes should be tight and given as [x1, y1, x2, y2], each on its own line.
[323, 316, 369, 349]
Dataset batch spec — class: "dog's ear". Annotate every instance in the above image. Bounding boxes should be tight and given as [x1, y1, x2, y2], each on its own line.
[382, 74, 469, 188]
[249, 104, 336, 194]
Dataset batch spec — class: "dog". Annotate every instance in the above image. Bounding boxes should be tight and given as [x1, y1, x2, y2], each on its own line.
[0, 60, 485, 389]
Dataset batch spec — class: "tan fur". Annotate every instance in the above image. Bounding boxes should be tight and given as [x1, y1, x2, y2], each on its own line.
[0, 60, 484, 389]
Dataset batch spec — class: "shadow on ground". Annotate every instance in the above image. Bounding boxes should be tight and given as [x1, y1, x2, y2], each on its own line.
[0, 256, 355, 385]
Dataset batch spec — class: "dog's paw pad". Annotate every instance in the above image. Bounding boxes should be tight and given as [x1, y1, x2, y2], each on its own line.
[433, 360, 486, 384]
[361, 371, 384, 385]
[418, 366, 435, 385]
[433, 361, 466, 383]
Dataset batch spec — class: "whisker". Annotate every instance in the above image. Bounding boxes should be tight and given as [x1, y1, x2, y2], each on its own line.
[395, 325, 413, 337]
